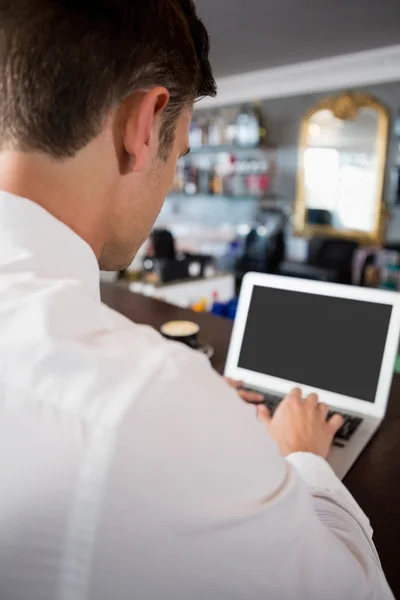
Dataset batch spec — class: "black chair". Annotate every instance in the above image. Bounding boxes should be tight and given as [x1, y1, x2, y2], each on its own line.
[306, 209, 333, 226]
[144, 229, 215, 284]
[235, 212, 286, 294]
[119, 228, 176, 281]
[150, 229, 176, 260]
[279, 237, 359, 285]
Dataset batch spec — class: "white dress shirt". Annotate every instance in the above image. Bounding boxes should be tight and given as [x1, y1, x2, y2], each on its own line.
[0, 191, 393, 600]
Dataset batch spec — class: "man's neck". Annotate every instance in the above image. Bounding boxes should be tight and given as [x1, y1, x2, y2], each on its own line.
[0, 150, 108, 259]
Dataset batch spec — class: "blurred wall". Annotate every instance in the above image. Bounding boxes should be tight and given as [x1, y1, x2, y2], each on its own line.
[163, 80, 400, 242]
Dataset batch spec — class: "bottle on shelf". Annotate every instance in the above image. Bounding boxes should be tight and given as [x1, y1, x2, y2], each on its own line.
[198, 166, 209, 195]
[213, 166, 223, 196]
[222, 155, 235, 197]
[184, 165, 198, 195]
[199, 116, 209, 147]
[224, 107, 239, 146]
[208, 111, 225, 147]
[254, 101, 268, 146]
[207, 165, 223, 196]
[189, 118, 202, 149]
[172, 160, 185, 193]
[231, 157, 248, 197]
[207, 166, 214, 195]
[246, 160, 261, 198]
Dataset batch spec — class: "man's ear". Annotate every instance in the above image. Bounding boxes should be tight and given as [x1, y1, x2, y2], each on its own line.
[122, 87, 170, 172]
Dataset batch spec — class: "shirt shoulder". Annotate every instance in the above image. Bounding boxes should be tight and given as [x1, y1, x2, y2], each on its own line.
[0, 278, 185, 428]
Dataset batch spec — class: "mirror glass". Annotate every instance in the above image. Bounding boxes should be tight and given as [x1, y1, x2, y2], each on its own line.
[304, 107, 379, 234]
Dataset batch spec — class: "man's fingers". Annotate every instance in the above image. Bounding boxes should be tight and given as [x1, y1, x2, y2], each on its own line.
[318, 402, 329, 420]
[285, 387, 302, 405]
[327, 413, 345, 435]
[226, 378, 242, 389]
[225, 378, 263, 403]
[304, 393, 319, 409]
[239, 390, 264, 404]
[256, 405, 271, 425]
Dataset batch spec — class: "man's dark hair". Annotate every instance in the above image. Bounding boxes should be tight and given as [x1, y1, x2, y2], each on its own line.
[0, 0, 216, 159]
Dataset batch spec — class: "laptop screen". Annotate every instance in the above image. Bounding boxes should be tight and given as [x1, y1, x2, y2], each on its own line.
[238, 285, 393, 403]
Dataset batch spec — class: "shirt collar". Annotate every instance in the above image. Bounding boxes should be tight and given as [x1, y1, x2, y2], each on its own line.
[0, 191, 100, 299]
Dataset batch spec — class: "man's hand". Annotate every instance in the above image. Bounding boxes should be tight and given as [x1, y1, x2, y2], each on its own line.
[225, 378, 264, 404]
[256, 388, 344, 458]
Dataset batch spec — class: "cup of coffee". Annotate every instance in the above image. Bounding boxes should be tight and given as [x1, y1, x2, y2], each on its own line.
[160, 320, 200, 349]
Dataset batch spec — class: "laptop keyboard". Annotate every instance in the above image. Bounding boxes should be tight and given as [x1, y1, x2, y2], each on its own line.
[242, 387, 363, 445]
[327, 411, 363, 441]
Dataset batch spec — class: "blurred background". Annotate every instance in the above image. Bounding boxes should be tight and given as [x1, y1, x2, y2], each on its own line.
[103, 0, 400, 317]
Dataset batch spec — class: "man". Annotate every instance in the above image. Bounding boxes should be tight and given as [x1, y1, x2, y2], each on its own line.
[0, 1, 393, 599]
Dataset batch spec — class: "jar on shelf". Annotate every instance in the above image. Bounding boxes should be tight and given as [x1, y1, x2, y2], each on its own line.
[236, 105, 260, 147]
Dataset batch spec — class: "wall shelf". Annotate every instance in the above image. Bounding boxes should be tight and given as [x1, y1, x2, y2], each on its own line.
[187, 144, 276, 156]
[167, 192, 279, 202]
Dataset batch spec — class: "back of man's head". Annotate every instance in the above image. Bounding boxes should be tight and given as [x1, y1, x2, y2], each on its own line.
[0, 0, 216, 159]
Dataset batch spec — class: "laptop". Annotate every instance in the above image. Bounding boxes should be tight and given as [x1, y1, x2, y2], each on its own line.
[225, 273, 400, 479]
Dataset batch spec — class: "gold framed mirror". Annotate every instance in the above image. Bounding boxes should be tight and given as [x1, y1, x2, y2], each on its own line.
[294, 92, 389, 246]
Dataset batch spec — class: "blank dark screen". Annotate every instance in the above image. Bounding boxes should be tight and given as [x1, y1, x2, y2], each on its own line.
[238, 286, 393, 403]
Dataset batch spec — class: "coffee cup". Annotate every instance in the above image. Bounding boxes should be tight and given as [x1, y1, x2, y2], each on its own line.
[160, 320, 200, 349]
